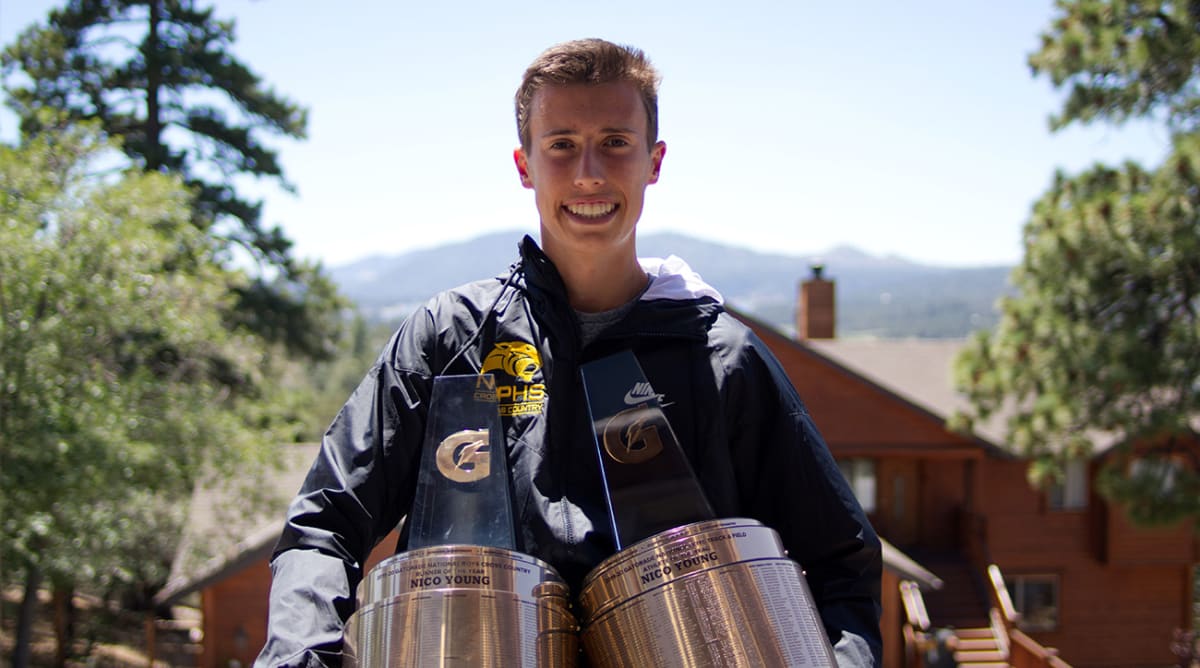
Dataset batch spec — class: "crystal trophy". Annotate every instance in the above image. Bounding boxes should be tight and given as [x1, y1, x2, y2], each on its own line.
[343, 374, 577, 667]
[406, 374, 514, 550]
[579, 351, 836, 667]
[578, 350, 714, 548]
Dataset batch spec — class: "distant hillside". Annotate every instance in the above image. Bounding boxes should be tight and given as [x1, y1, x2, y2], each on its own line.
[329, 230, 1013, 338]
[330, 232, 526, 320]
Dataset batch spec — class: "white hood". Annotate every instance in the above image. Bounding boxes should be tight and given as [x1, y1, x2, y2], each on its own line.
[638, 255, 724, 304]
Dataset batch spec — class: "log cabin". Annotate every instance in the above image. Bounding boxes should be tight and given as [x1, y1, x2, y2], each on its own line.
[155, 268, 1197, 668]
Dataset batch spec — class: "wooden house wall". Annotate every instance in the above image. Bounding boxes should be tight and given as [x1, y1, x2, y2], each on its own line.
[201, 561, 270, 668]
[1105, 502, 1194, 565]
[1062, 562, 1187, 667]
[974, 457, 1187, 667]
[917, 458, 968, 551]
[201, 531, 400, 667]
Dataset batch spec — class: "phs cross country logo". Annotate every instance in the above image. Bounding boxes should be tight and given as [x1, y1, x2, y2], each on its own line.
[481, 341, 546, 416]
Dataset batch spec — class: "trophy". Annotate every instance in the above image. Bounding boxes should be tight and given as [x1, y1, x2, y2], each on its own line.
[343, 374, 578, 667]
[579, 352, 837, 667]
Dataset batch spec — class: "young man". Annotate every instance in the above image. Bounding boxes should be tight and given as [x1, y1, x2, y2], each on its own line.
[257, 39, 881, 667]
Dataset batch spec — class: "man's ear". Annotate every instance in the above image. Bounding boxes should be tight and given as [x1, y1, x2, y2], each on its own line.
[648, 141, 666, 184]
[513, 147, 533, 189]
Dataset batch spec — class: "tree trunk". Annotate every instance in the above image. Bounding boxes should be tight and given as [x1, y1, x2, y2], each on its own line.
[145, 0, 164, 170]
[52, 584, 75, 667]
[12, 566, 41, 668]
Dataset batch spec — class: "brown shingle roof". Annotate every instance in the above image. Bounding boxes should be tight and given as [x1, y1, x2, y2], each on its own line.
[805, 338, 1007, 445]
[803, 337, 1126, 455]
[155, 443, 319, 605]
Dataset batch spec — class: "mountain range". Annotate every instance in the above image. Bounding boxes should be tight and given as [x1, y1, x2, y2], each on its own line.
[328, 230, 1014, 339]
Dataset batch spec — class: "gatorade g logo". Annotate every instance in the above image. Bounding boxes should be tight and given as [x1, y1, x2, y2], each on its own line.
[482, 342, 541, 382]
[602, 405, 665, 465]
[481, 341, 547, 416]
[436, 428, 491, 483]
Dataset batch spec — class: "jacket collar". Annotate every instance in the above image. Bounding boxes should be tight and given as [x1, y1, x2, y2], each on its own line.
[517, 234, 569, 303]
[514, 235, 722, 342]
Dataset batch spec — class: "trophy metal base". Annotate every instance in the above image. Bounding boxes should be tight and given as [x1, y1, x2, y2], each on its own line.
[579, 518, 836, 667]
[344, 545, 578, 667]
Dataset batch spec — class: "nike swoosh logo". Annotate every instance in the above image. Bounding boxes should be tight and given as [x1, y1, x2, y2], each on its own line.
[624, 383, 662, 405]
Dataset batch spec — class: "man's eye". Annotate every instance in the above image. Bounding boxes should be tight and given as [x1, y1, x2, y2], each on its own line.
[605, 137, 630, 147]
[549, 140, 573, 150]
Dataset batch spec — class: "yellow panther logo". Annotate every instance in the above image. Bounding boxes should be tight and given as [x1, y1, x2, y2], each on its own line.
[482, 342, 541, 382]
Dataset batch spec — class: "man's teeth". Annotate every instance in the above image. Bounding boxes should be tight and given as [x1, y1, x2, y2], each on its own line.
[566, 202, 615, 218]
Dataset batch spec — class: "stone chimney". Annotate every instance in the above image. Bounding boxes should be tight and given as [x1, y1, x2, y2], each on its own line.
[796, 264, 835, 340]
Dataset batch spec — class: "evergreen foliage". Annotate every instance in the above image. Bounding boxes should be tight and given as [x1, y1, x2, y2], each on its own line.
[1, 0, 345, 360]
[1029, 0, 1200, 132]
[955, 0, 1200, 525]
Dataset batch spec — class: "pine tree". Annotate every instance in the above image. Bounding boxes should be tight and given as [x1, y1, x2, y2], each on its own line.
[954, 0, 1200, 525]
[2, 0, 344, 359]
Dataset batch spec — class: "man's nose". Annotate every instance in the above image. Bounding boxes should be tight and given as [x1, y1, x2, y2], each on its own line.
[573, 148, 605, 188]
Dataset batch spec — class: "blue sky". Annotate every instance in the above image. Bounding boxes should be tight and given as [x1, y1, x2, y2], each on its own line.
[0, 1, 1170, 268]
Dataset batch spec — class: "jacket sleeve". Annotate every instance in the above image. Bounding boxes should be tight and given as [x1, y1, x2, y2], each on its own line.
[255, 322, 434, 668]
[727, 330, 883, 668]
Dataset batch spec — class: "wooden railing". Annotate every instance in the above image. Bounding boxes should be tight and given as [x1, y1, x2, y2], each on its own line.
[901, 564, 1074, 668]
[986, 564, 1019, 632]
[144, 614, 202, 668]
[1010, 629, 1072, 668]
[989, 606, 1011, 660]
[985, 564, 1072, 668]
[899, 580, 933, 668]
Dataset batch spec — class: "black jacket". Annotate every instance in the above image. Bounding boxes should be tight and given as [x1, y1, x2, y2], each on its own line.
[256, 237, 882, 667]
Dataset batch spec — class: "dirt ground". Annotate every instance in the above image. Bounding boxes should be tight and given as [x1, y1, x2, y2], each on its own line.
[1, 587, 200, 667]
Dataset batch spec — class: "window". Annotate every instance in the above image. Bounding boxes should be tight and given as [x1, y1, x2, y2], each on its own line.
[1130, 455, 1181, 491]
[1048, 458, 1088, 510]
[1006, 574, 1059, 632]
[838, 458, 876, 513]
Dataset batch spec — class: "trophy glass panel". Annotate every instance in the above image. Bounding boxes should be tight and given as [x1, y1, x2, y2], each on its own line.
[406, 373, 515, 550]
[580, 351, 715, 549]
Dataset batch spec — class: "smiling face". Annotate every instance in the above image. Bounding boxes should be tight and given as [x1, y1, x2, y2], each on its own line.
[514, 81, 665, 265]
